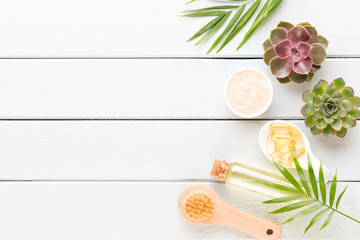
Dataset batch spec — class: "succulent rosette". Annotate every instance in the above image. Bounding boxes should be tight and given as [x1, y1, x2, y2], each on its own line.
[301, 78, 360, 137]
[263, 22, 329, 84]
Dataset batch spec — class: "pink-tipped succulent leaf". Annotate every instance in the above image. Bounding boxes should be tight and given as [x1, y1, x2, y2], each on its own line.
[287, 26, 311, 46]
[263, 22, 329, 84]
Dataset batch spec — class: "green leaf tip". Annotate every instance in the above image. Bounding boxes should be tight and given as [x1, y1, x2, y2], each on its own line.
[329, 169, 337, 208]
[263, 194, 307, 204]
[181, 11, 227, 17]
[281, 205, 323, 225]
[262, 182, 301, 193]
[183, 6, 240, 13]
[187, 15, 224, 42]
[195, 11, 231, 46]
[185, 0, 196, 5]
[304, 208, 330, 234]
[307, 153, 319, 200]
[269, 200, 316, 214]
[335, 185, 347, 209]
[319, 158, 327, 204]
[321, 210, 335, 230]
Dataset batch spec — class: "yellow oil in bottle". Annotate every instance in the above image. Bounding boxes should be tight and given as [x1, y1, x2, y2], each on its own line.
[224, 161, 297, 199]
[266, 122, 305, 168]
[211, 159, 304, 199]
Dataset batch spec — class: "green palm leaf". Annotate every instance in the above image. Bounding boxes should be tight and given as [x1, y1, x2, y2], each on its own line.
[186, 0, 197, 4]
[262, 182, 301, 193]
[217, 0, 261, 53]
[187, 15, 225, 41]
[304, 208, 330, 234]
[237, 0, 283, 49]
[182, 0, 283, 52]
[207, 5, 245, 54]
[336, 186, 347, 209]
[265, 155, 360, 234]
[182, 11, 226, 17]
[214, 0, 249, 1]
[263, 194, 307, 204]
[274, 162, 304, 193]
[329, 170, 337, 208]
[321, 210, 335, 230]
[319, 158, 327, 204]
[195, 11, 231, 45]
[282, 205, 323, 225]
[183, 5, 240, 13]
[269, 200, 315, 214]
[293, 154, 311, 196]
[307, 153, 319, 200]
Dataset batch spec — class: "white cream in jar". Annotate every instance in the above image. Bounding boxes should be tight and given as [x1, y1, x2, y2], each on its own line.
[225, 69, 273, 118]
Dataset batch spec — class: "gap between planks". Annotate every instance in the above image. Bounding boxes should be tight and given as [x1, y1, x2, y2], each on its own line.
[0, 57, 359, 60]
[0, 118, 306, 121]
[0, 180, 358, 183]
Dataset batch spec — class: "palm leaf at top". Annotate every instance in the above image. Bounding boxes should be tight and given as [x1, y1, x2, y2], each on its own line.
[181, 0, 283, 53]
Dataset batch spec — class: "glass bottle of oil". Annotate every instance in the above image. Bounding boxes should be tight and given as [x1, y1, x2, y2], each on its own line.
[210, 159, 298, 199]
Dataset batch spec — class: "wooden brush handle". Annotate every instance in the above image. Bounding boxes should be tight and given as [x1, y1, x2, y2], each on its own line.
[220, 206, 281, 240]
[179, 185, 281, 240]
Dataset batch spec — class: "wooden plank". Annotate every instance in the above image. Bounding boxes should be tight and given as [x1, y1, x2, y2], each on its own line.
[0, 0, 359, 57]
[0, 182, 358, 239]
[0, 59, 359, 119]
[0, 120, 358, 181]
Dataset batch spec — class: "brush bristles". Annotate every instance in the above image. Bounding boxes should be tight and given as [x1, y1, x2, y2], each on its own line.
[183, 191, 214, 222]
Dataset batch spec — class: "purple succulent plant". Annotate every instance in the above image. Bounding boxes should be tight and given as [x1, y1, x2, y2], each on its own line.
[263, 22, 329, 84]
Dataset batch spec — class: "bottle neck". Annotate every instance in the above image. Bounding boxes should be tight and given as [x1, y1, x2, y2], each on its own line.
[210, 159, 229, 179]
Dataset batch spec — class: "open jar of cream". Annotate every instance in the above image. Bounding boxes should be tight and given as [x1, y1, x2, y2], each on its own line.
[224, 68, 273, 118]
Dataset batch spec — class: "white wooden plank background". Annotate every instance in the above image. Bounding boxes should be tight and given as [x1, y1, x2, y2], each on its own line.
[0, 182, 359, 240]
[0, 0, 359, 57]
[0, 59, 359, 119]
[0, 120, 358, 181]
[1, 0, 360, 239]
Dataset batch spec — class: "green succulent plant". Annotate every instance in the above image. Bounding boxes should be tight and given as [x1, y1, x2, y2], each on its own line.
[301, 78, 360, 137]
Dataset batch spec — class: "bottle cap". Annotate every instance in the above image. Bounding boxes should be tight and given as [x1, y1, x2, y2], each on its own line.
[210, 159, 229, 179]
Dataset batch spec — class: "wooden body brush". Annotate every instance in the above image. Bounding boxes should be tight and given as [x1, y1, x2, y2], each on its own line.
[178, 185, 281, 240]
